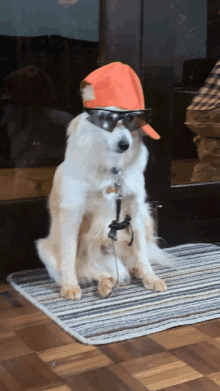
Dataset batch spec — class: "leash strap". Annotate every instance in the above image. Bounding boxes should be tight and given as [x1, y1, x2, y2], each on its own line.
[108, 170, 134, 244]
[108, 170, 134, 288]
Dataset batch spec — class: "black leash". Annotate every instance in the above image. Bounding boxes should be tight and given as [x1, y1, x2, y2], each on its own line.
[108, 169, 134, 287]
[108, 215, 134, 246]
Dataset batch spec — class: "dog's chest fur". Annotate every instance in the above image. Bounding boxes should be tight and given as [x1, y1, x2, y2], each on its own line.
[85, 174, 132, 212]
[79, 175, 133, 247]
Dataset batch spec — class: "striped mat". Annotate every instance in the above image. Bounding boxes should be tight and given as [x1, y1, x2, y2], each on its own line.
[7, 243, 220, 345]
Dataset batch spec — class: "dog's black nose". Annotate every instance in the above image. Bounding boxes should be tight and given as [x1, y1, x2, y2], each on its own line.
[117, 139, 129, 152]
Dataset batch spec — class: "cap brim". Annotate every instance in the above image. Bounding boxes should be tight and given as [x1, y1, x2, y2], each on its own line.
[142, 124, 160, 140]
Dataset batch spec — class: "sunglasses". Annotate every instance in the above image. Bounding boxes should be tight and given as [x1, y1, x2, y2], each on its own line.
[85, 108, 152, 133]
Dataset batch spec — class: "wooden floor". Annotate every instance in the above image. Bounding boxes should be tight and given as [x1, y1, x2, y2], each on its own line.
[1, 280, 220, 391]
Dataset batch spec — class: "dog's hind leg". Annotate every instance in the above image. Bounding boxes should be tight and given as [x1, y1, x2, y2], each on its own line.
[59, 206, 84, 300]
[35, 201, 62, 284]
[129, 201, 167, 292]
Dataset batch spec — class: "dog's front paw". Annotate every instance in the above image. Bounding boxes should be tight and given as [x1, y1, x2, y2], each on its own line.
[61, 284, 82, 300]
[143, 274, 167, 292]
[98, 276, 116, 298]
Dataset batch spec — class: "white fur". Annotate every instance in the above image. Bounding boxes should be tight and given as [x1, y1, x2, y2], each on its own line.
[36, 106, 173, 300]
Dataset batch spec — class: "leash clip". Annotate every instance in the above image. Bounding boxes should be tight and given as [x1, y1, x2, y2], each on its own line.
[114, 170, 122, 200]
[108, 169, 133, 245]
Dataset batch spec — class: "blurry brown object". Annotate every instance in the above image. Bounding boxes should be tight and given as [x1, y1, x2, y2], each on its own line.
[185, 108, 220, 138]
[2, 65, 58, 108]
[0, 168, 56, 200]
[185, 60, 220, 182]
[194, 135, 220, 163]
[191, 135, 220, 182]
[191, 162, 220, 182]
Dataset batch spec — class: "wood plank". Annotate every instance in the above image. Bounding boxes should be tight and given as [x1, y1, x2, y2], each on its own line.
[38, 343, 96, 362]
[164, 377, 220, 390]
[150, 326, 209, 349]
[171, 341, 220, 375]
[99, 336, 165, 364]
[0, 334, 32, 360]
[45, 386, 72, 391]
[29, 384, 72, 391]
[0, 321, 14, 340]
[196, 320, 220, 339]
[50, 349, 114, 378]
[0, 362, 24, 391]
[16, 323, 74, 352]
[120, 352, 202, 390]
[1, 354, 61, 391]
[110, 364, 149, 391]
[3, 311, 50, 331]
[65, 374, 97, 391]
[81, 367, 138, 391]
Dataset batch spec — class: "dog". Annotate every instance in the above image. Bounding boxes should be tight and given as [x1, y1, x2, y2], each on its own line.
[36, 63, 173, 300]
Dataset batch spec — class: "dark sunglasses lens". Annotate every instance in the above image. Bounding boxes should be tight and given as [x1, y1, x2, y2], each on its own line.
[124, 112, 148, 131]
[87, 110, 117, 132]
[124, 113, 138, 130]
[96, 111, 118, 132]
[87, 109, 152, 132]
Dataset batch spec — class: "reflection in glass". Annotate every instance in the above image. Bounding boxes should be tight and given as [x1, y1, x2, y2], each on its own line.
[185, 61, 220, 183]
[172, 58, 220, 185]
[171, 0, 220, 185]
[0, 1, 99, 200]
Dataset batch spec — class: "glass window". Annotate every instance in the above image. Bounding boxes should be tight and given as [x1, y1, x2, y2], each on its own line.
[171, 0, 220, 185]
[0, 0, 99, 200]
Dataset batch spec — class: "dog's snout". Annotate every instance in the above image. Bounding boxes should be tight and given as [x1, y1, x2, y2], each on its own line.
[117, 139, 129, 152]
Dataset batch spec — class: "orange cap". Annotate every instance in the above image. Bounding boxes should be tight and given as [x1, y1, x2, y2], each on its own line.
[80, 62, 160, 140]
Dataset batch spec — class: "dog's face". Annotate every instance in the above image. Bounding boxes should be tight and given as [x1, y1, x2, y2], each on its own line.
[67, 106, 144, 173]
[97, 107, 134, 154]
[83, 106, 141, 160]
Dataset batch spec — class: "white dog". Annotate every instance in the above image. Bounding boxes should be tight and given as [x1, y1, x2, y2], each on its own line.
[36, 63, 173, 300]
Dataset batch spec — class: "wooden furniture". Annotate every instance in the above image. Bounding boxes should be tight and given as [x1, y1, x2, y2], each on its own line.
[0, 168, 56, 201]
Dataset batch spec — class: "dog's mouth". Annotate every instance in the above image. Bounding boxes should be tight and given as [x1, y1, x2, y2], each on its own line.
[116, 149, 126, 154]
[108, 147, 129, 154]
[106, 147, 125, 154]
